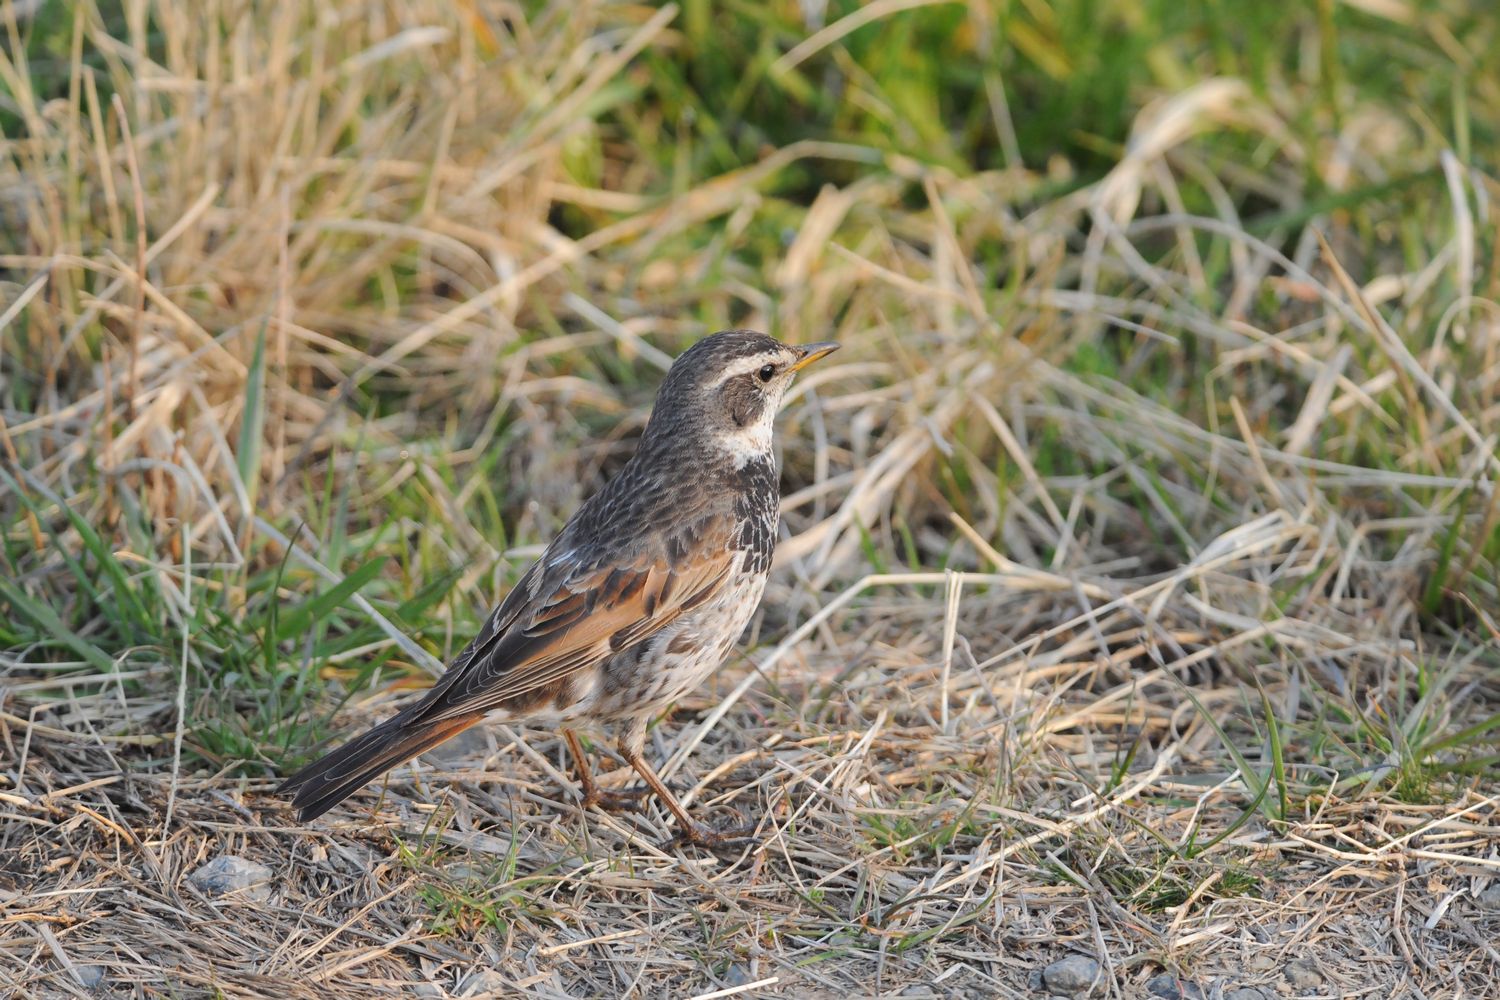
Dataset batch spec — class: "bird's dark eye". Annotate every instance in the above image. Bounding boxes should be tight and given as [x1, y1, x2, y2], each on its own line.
[757, 364, 776, 383]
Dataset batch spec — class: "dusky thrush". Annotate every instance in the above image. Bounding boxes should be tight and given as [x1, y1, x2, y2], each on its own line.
[278, 331, 838, 845]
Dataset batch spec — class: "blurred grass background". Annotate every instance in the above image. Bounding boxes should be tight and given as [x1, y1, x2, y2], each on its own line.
[2, 0, 1500, 995]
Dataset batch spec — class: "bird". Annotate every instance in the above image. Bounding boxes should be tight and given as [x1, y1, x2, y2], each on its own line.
[277, 330, 839, 846]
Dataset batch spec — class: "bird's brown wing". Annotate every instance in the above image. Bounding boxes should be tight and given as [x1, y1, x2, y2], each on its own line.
[409, 510, 739, 724]
[278, 506, 740, 821]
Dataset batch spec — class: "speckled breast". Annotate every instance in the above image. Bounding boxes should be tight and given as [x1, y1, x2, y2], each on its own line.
[587, 462, 779, 721]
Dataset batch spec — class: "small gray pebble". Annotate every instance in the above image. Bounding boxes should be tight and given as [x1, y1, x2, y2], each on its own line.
[412, 986, 444, 998]
[1477, 885, 1500, 910]
[1042, 955, 1103, 995]
[188, 856, 273, 901]
[1146, 978, 1207, 1000]
[1284, 960, 1321, 990]
[1027, 969, 1045, 990]
[1225, 990, 1268, 1000]
[1145, 973, 1181, 1000]
[724, 965, 753, 987]
[75, 965, 106, 990]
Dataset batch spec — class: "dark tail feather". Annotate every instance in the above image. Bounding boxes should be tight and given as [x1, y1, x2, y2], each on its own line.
[277, 713, 483, 822]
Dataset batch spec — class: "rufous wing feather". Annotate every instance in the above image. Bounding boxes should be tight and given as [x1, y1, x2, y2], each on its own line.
[277, 510, 738, 819]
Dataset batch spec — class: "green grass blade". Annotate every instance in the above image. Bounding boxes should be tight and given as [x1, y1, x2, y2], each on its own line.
[237, 320, 268, 509]
[1422, 486, 1473, 617]
[0, 576, 115, 672]
[272, 555, 387, 646]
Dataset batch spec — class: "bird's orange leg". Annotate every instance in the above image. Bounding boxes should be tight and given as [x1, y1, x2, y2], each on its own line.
[616, 722, 759, 850]
[562, 728, 646, 811]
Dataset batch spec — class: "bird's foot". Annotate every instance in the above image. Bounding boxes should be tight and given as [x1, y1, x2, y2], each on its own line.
[665, 816, 762, 852]
[581, 785, 650, 812]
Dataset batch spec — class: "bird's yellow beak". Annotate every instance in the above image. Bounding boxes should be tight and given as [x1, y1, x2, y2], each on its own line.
[789, 341, 840, 373]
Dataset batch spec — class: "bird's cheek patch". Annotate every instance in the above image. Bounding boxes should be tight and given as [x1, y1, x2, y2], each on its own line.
[719, 378, 765, 428]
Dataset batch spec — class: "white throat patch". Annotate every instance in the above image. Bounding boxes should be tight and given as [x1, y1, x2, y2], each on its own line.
[719, 419, 773, 469]
[709, 352, 795, 469]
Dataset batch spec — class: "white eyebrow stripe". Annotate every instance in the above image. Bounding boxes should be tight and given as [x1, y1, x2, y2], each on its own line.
[715, 353, 795, 383]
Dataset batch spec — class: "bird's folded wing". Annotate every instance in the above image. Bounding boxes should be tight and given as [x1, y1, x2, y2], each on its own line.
[411, 519, 738, 723]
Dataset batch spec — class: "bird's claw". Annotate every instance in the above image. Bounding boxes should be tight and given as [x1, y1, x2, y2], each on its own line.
[665, 818, 762, 852]
[581, 786, 650, 812]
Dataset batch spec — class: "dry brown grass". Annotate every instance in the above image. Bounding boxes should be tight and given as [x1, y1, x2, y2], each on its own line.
[3, 1, 1500, 997]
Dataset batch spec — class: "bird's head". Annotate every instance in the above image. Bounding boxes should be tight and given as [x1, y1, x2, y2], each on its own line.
[643, 330, 839, 464]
